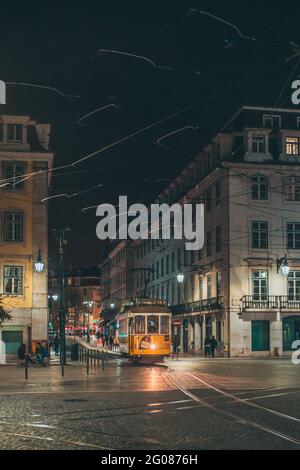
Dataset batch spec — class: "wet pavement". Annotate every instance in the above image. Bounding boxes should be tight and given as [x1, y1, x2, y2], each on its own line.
[0, 356, 299, 450]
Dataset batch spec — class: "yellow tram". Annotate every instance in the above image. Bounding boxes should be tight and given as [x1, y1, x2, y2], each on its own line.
[117, 298, 172, 362]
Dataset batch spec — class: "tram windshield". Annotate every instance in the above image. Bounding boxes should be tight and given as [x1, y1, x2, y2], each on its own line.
[160, 315, 170, 334]
[147, 315, 159, 334]
[135, 315, 146, 334]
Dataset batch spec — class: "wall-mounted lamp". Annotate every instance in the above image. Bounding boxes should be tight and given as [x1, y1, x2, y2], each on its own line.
[34, 249, 45, 273]
[276, 254, 290, 276]
[176, 273, 185, 284]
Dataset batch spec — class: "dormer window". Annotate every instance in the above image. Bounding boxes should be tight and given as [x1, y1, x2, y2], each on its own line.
[263, 114, 281, 129]
[286, 137, 300, 156]
[252, 134, 265, 153]
[7, 124, 22, 143]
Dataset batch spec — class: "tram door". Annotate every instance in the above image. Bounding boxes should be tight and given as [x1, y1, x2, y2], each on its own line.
[128, 318, 134, 354]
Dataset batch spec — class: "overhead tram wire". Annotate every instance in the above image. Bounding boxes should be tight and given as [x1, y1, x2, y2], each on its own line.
[0, 58, 287, 189]
[2, 34, 298, 188]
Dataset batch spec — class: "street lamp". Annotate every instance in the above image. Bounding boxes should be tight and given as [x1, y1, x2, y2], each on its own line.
[277, 255, 290, 276]
[110, 302, 115, 309]
[34, 249, 45, 272]
[177, 273, 185, 284]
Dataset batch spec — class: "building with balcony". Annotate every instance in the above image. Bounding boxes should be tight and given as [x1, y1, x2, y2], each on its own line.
[0, 114, 53, 356]
[131, 106, 300, 357]
[49, 266, 101, 329]
[99, 241, 134, 326]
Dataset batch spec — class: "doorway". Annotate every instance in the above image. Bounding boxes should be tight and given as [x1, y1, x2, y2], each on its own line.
[283, 316, 300, 351]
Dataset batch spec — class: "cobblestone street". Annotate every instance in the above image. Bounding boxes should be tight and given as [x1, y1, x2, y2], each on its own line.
[0, 357, 299, 450]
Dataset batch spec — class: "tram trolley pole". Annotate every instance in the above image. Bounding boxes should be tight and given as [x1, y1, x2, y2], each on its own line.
[25, 362, 28, 380]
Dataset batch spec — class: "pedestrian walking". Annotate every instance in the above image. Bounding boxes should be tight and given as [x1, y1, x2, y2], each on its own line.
[53, 333, 60, 356]
[204, 336, 211, 358]
[210, 336, 218, 358]
[109, 335, 113, 350]
[172, 335, 179, 359]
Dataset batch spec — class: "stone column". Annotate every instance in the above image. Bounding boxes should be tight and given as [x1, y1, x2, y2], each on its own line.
[270, 310, 282, 356]
[194, 317, 201, 352]
[32, 162, 49, 344]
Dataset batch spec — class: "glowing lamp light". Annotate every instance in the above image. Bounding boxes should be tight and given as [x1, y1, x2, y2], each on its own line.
[150, 344, 156, 350]
[281, 262, 290, 277]
[34, 250, 45, 272]
[52, 295, 58, 301]
[277, 255, 290, 277]
[177, 273, 185, 284]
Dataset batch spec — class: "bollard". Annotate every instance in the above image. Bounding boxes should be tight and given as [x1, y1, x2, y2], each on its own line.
[25, 362, 28, 380]
[101, 351, 105, 370]
[86, 351, 89, 374]
[94, 351, 96, 366]
[61, 363, 64, 377]
[97, 351, 100, 367]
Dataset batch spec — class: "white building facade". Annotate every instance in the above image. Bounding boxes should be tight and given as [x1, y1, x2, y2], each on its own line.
[131, 106, 300, 357]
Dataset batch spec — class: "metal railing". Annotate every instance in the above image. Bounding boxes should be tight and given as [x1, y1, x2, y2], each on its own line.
[241, 295, 300, 310]
[279, 295, 300, 309]
[171, 296, 223, 315]
[240, 295, 278, 310]
[78, 345, 108, 373]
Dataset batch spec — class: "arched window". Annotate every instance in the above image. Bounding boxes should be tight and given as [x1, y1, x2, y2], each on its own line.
[250, 175, 268, 200]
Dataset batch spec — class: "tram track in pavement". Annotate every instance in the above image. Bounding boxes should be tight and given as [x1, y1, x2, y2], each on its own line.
[164, 368, 300, 448]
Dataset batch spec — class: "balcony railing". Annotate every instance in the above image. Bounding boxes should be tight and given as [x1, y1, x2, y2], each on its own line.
[171, 296, 223, 315]
[279, 295, 300, 309]
[241, 295, 300, 311]
[240, 295, 278, 310]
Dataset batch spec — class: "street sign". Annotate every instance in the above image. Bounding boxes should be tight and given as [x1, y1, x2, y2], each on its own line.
[173, 320, 181, 326]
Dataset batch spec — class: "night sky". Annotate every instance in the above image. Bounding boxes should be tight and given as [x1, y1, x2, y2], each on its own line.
[1, 0, 300, 268]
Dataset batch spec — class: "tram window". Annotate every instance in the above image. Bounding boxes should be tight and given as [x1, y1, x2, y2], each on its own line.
[160, 316, 170, 334]
[119, 318, 127, 335]
[135, 315, 145, 334]
[147, 315, 159, 334]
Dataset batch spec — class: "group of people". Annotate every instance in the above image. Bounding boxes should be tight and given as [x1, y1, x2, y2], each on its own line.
[17, 342, 49, 366]
[96, 332, 116, 350]
[172, 334, 222, 358]
[204, 335, 222, 358]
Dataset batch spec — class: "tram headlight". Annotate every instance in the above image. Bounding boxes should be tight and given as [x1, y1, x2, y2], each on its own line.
[150, 344, 156, 350]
